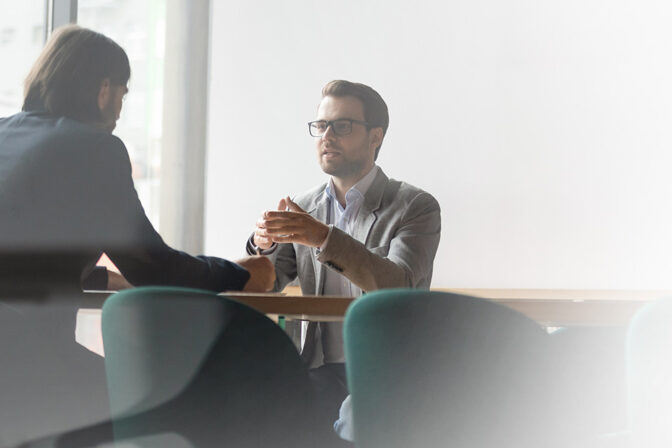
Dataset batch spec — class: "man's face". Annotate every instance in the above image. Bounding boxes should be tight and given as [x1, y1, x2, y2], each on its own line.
[99, 84, 127, 133]
[315, 95, 378, 180]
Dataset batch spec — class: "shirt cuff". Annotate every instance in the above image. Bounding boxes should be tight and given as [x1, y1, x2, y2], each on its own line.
[318, 224, 335, 252]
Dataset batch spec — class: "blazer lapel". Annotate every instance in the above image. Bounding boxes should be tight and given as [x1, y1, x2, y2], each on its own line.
[353, 169, 388, 244]
[307, 189, 330, 295]
[302, 191, 330, 363]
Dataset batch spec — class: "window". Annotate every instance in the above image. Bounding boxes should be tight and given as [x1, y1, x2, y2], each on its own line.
[2, 0, 199, 253]
[0, 0, 46, 118]
[78, 0, 166, 228]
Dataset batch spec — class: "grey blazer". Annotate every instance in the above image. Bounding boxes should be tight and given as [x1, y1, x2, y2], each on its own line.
[249, 168, 441, 366]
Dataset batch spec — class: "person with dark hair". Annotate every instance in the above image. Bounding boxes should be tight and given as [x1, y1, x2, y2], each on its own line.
[247, 80, 441, 443]
[0, 25, 275, 292]
[0, 25, 275, 446]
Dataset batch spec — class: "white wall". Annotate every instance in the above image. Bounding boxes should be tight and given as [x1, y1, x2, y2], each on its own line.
[205, 0, 672, 289]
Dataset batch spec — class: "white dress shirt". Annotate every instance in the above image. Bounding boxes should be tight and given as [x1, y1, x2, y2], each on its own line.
[319, 165, 380, 363]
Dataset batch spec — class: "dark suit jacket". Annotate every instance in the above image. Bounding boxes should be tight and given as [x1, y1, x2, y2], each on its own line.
[0, 110, 252, 446]
[0, 110, 248, 292]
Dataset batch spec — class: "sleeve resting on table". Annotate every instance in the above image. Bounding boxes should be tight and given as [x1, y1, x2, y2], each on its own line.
[90, 135, 250, 292]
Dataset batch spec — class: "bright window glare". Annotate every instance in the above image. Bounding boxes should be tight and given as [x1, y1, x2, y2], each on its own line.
[78, 0, 166, 229]
[0, 1, 45, 118]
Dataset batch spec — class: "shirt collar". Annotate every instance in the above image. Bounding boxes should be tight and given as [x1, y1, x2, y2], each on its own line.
[325, 165, 380, 205]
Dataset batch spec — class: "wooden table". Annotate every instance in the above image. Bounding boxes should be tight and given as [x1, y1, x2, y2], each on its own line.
[442, 289, 672, 327]
[75, 292, 354, 356]
[76, 289, 672, 356]
[230, 289, 672, 327]
[226, 292, 353, 322]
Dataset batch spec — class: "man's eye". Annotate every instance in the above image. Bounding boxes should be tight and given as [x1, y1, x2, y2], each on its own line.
[333, 122, 349, 132]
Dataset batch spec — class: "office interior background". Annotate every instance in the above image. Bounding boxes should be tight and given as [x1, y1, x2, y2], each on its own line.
[2, 0, 672, 290]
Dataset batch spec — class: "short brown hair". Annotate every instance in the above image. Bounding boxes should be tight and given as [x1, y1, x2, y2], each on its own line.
[322, 80, 389, 160]
[23, 25, 130, 124]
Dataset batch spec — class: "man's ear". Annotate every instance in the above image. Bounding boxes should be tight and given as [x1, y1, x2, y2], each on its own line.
[97, 78, 111, 112]
[369, 127, 384, 152]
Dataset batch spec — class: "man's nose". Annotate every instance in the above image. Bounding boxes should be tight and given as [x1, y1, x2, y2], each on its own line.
[321, 123, 336, 140]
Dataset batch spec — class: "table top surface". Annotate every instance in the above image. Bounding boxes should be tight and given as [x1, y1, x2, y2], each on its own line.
[76, 288, 672, 357]
[82, 288, 672, 327]
[230, 289, 672, 327]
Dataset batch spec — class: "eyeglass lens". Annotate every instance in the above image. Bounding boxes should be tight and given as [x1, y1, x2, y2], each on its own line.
[309, 120, 352, 137]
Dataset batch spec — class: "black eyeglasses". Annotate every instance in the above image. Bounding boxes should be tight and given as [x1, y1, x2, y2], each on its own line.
[307, 119, 370, 137]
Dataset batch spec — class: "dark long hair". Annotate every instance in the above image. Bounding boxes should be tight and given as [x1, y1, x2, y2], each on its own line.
[23, 25, 130, 124]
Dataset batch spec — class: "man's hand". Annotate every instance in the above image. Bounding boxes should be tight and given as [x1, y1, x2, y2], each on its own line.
[256, 196, 329, 248]
[235, 255, 276, 292]
[253, 198, 286, 250]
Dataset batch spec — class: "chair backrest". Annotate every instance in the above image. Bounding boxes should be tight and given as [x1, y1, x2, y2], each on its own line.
[344, 289, 556, 448]
[99, 286, 317, 448]
[627, 296, 672, 448]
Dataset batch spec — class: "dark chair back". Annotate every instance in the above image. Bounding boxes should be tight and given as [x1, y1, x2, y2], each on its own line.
[98, 286, 316, 448]
[344, 289, 557, 448]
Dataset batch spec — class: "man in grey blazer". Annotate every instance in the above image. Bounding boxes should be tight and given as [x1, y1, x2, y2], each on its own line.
[248, 80, 441, 439]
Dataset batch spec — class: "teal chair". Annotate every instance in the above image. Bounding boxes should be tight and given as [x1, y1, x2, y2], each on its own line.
[627, 296, 672, 448]
[344, 289, 560, 448]
[51, 286, 317, 448]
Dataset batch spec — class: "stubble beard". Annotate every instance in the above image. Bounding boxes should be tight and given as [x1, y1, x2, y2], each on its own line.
[98, 101, 117, 133]
[320, 156, 368, 181]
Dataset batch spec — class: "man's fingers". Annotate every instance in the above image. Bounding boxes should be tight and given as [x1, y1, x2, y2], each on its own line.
[277, 198, 287, 211]
[285, 196, 306, 213]
[256, 217, 268, 228]
[256, 236, 273, 245]
[263, 210, 303, 220]
[265, 224, 305, 235]
[271, 234, 298, 243]
[253, 231, 273, 250]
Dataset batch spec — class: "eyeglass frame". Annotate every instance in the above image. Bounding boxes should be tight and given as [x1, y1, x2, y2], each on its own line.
[307, 118, 371, 137]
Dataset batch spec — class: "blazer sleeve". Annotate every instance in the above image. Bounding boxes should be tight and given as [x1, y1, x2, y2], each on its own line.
[316, 191, 441, 292]
[92, 136, 250, 292]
